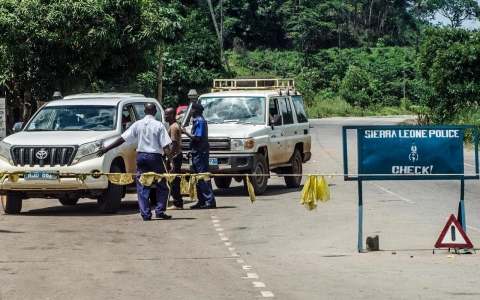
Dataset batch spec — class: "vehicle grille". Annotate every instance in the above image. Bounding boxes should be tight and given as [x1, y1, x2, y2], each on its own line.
[11, 146, 77, 167]
[181, 137, 230, 152]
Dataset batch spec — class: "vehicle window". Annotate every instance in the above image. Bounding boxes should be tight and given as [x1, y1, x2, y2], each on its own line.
[200, 97, 265, 124]
[121, 105, 135, 131]
[132, 103, 162, 121]
[26, 106, 117, 131]
[292, 95, 308, 123]
[269, 99, 282, 125]
[279, 98, 294, 124]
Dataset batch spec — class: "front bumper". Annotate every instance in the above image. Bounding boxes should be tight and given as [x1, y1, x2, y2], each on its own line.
[0, 155, 110, 192]
[181, 153, 255, 173]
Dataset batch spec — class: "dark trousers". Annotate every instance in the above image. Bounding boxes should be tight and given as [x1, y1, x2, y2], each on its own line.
[192, 151, 216, 206]
[170, 154, 184, 207]
[136, 152, 169, 219]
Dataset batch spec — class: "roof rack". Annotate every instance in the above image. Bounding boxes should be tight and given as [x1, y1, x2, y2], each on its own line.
[212, 78, 296, 94]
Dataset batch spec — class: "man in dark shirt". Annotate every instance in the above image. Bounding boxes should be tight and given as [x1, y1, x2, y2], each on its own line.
[165, 107, 184, 210]
[181, 103, 217, 209]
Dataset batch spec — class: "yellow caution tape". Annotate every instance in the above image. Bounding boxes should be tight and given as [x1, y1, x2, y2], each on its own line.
[245, 174, 256, 203]
[300, 175, 331, 211]
[106, 173, 134, 185]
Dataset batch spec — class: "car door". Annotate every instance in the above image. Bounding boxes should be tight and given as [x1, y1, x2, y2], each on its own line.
[267, 98, 286, 165]
[121, 104, 137, 174]
[278, 97, 296, 163]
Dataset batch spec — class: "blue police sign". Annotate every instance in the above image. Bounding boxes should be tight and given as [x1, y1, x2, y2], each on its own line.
[343, 125, 479, 180]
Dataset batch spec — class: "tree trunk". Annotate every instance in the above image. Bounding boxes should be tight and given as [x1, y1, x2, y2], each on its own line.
[157, 43, 163, 106]
[206, 0, 231, 76]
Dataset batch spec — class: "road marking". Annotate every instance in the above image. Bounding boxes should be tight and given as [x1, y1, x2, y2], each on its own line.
[253, 282, 266, 287]
[261, 291, 275, 297]
[465, 163, 475, 167]
[211, 212, 274, 298]
[369, 182, 415, 203]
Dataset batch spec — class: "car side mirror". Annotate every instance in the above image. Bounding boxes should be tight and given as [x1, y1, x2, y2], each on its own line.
[13, 122, 24, 133]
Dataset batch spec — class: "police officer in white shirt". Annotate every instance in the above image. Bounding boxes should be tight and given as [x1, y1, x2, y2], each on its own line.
[97, 103, 174, 221]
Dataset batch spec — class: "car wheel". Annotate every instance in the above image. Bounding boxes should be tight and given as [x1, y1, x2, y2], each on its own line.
[244, 154, 268, 195]
[214, 176, 232, 189]
[97, 164, 123, 214]
[58, 198, 80, 205]
[284, 149, 303, 188]
[2, 192, 23, 214]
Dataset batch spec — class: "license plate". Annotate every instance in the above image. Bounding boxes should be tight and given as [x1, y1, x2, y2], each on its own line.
[24, 172, 58, 180]
[188, 158, 218, 166]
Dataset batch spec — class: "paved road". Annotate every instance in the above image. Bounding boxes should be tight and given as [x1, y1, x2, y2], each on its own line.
[1, 116, 480, 299]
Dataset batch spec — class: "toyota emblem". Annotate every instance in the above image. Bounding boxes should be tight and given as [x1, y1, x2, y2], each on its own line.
[36, 149, 48, 160]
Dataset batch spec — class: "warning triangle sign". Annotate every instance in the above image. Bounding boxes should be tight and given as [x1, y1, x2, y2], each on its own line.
[434, 214, 473, 249]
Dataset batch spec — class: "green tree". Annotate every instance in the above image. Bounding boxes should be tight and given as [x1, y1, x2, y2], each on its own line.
[0, 0, 183, 127]
[428, 0, 480, 28]
[419, 28, 480, 122]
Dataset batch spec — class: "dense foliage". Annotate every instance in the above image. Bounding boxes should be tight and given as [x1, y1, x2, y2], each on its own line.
[1, 0, 480, 132]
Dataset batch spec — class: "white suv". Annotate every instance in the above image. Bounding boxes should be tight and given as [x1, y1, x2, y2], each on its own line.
[0, 93, 165, 214]
[181, 78, 311, 194]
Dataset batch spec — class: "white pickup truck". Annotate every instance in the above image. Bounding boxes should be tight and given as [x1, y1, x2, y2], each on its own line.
[0, 93, 165, 214]
[181, 78, 312, 195]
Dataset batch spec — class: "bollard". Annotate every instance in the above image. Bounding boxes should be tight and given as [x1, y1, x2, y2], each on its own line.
[366, 235, 379, 251]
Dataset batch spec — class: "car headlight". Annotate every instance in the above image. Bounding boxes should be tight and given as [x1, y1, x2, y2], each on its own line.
[71, 140, 103, 165]
[230, 138, 254, 150]
[0, 141, 14, 165]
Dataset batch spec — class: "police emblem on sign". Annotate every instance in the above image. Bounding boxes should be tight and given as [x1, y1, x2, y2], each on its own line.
[409, 145, 418, 162]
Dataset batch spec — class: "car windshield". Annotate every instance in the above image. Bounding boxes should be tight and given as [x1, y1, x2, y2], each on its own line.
[200, 97, 266, 124]
[26, 105, 117, 131]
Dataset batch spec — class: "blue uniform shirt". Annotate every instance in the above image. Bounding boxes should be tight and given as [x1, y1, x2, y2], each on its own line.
[190, 115, 209, 154]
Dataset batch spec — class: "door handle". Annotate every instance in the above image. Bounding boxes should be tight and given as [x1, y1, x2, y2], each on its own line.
[271, 135, 276, 138]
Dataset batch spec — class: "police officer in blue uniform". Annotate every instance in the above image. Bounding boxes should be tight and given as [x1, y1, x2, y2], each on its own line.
[181, 103, 217, 209]
[97, 103, 174, 220]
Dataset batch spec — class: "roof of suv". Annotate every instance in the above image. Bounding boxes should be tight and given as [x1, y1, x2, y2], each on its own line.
[199, 90, 301, 98]
[63, 93, 146, 100]
[45, 93, 159, 107]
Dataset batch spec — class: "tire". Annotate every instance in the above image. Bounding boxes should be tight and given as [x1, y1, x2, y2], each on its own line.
[244, 154, 268, 195]
[58, 198, 79, 206]
[149, 188, 157, 206]
[97, 164, 123, 214]
[2, 192, 22, 214]
[284, 149, 303, 188]
[214, 176, 232, 189]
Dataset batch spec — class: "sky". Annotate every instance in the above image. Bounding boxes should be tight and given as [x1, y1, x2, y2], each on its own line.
[433, 1, 480, 29]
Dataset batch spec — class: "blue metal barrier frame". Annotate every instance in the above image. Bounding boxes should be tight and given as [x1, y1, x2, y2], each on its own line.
[342, 125, 479, 252]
